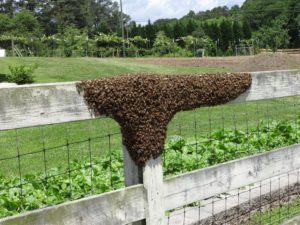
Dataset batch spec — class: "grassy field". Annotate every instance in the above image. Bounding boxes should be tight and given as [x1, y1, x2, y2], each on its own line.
[0, 57, 225, 83]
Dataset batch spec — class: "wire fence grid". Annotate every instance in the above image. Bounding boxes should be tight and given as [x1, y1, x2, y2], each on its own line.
[1, 96, 300, 222]
[166, 170, 300, 225]
[163, 96, 300, 177]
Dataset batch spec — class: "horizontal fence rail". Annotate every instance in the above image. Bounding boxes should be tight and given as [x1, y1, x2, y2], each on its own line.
[0, 185, 146, 225]
[0, 70, 299, 131]
[164, 143, 300, 211]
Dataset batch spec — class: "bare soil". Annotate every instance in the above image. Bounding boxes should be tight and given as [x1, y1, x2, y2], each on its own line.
[131, 53, 300, 72]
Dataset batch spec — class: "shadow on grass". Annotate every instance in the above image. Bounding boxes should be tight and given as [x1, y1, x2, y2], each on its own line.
[0, 73, 8, 82]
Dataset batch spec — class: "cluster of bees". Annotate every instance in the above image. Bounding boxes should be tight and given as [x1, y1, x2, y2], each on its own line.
[77, 73, 251, 166]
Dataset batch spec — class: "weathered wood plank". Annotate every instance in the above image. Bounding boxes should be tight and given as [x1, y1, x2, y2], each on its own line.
[122, 145, 146, 225]
[0, 185, 146, 225]
[0, 82, 92, 130]
[164, 144, 300, 211]
[232, 70, 300, 103]
[143, 157, 165, 225]
[123, 145, 143, 187]
[0, 70, 299, 131]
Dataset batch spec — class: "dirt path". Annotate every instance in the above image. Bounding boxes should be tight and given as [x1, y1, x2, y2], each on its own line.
[131, 53, 300, 72]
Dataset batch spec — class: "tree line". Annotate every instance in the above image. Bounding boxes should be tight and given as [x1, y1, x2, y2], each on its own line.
[0, 0, 299, 57]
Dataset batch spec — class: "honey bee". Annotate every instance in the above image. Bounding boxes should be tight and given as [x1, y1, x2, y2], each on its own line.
[76, 73, 251, 166]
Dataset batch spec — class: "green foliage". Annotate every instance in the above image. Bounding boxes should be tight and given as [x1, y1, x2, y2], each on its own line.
[1, 0, 300, 56]
[60, 26, 90, 57]
[129, 36, 148, 49]
[153, 31, 176, 56]
[0, 13, 13, 35]
[232, 20, 244, 44]
[95, 33, 122, 48]
[253, 17, 290, 52]
[7, 64, 38, 85]
[219, 19, 233, 52]
[182, 35, 214, 56]
[242, 0, 286, 29]
[1, 118, 300, 218]
[12, 10, 41, 37]
[164, 119, 300, 177]
[0, 151, 124, 218]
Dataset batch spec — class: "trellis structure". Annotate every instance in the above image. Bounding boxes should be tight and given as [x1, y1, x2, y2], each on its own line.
[0, 70, 300, 225]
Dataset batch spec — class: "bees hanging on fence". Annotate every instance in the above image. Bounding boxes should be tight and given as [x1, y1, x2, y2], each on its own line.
[76, 73, 252, 166]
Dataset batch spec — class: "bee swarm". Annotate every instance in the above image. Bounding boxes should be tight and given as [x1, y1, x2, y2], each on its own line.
[76, 73, 251, 166]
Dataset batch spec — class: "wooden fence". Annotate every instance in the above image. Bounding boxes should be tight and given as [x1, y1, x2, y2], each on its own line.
[261, 48, 300, 54]
[0, 70, 300, 225]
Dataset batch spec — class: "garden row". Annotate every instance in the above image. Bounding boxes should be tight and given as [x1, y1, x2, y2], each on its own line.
[1, 118, 299, 219]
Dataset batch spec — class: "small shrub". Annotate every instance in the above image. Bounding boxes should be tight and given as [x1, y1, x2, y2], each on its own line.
[7, 64, 38, 85]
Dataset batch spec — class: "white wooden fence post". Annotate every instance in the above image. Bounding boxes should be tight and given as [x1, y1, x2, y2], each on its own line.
[123, 147, 165, 225]
[123, 146, 146, 225]
[123, 146, 143, 186]
[143, 156, 165, 225]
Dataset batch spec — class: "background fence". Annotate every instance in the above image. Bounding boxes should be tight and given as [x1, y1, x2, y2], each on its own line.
[1, 70, 300, 224]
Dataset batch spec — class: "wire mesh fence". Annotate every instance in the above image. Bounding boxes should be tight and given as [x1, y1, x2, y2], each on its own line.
[4, 48, 146, 58]
[166, 169, 300, 225]
[1, 96, 300, 221]
[0, 118, 124, 217]
[164, 96, 300, 178]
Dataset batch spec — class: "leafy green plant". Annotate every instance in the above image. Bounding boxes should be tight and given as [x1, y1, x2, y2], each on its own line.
[1, 118, 300, 219]
[7, 64, 38, 85]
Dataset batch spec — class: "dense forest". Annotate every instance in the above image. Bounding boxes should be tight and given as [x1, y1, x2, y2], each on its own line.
[0, 0, 299, 57]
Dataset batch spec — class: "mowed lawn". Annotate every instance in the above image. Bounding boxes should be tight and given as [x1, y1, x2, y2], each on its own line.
[0, 57, 225, 83]
[0, 57, 299, 177]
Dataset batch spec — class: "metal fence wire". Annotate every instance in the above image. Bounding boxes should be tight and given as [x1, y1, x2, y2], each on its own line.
[1, 96, 300, 223]
[164, 97, 300, 225]
[0, 118, 124, 217]
[167, 170, 300, 225]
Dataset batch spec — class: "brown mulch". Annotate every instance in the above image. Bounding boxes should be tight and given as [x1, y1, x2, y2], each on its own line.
[131, 53, 300, 72]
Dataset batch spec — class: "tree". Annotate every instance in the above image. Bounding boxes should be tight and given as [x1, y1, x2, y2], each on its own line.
[202, 22, 220, 42]
[232, 21, 244, 44]
[219, 19, 233, 52]
[35, 0, 57, 35]
[186, 19, 197, 35]
[242, 0, 285, 30]
[173, 21, 185, 40]
[182, 35, 213, 56]
[297, 15, 300, 33]
[153, 31, 176, 56]
[253, 17, 290, 52]
[286, 0, 300, 48]
[17, 0, 38, 12]
[130, 36, 147, 49]
[12, 10, 42, 37]
[0, 0, 15, 16]
[162, 24, 173, 38]
[242, 20, 252, 39]
[145, 20, 156, 47]
[0, 13, 13, 35]
[55, 0, 95, 32]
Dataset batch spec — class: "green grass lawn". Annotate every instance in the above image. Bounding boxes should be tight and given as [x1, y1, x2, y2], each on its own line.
[0, 57, 225, 83]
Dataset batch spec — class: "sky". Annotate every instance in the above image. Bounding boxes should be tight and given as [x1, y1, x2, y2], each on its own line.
[123, 0, 246, 24]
